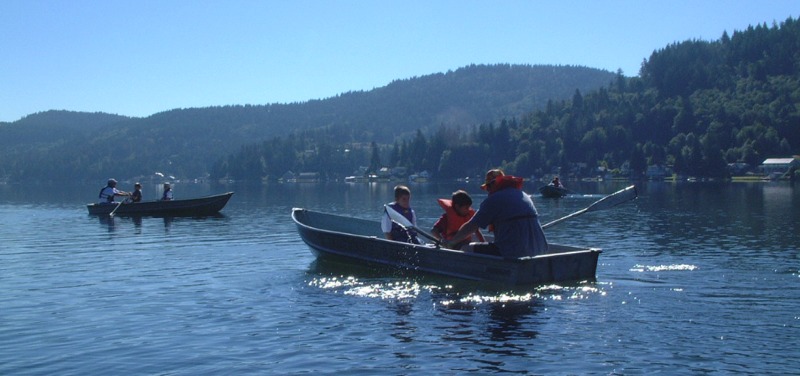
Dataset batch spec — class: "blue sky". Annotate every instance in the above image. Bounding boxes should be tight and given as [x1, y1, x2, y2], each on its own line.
[1, 1, 797, 122]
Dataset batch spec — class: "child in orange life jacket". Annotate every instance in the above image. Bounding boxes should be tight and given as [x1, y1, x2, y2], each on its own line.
[431, 190, 484, 250]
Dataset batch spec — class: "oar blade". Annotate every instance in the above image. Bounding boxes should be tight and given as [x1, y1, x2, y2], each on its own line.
[384, 204, 441, 246]
[542, 185, 637, 230]
[384, 204, 413, 227]
[585, 185, 637, 213]
[109, 201, 124, 217]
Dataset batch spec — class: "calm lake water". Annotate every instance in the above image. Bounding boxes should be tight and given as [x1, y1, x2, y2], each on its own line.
[1, 180, 798, 375]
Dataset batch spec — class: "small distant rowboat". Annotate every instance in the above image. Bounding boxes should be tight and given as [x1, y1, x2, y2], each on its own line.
[87, 192, 234, 217]
[539, 185, 569, 198]
[292, 208, 601, 285]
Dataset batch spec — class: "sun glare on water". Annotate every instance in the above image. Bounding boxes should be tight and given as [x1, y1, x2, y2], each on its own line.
[308, 275, 606, 306]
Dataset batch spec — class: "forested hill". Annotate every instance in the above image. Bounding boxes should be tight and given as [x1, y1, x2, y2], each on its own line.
[213, 17, 800, 182]
[0, 64, 616, 182]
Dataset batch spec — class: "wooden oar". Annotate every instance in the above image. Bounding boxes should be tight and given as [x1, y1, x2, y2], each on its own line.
[541, 185, 637, 229]
[384, 205, 441, 246]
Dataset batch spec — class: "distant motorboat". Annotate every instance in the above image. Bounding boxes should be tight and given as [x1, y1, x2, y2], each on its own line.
[539, 185, 569, 198]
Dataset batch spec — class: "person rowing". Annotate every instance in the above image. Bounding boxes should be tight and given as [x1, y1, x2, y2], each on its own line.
[445, 168, 549, 257]
[98, 178, 131, 204]
[431, 190, 484, 250]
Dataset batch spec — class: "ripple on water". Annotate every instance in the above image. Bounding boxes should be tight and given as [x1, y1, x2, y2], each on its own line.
[3, 183, 800, 374]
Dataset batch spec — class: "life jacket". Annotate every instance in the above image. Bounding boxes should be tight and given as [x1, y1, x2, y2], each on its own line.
[486, 175, 524, 194]
[98, 186, 115, 203]
[437, 199, 484, 242]
[161, 188, 172, 201]
[387, 202, 419, 243]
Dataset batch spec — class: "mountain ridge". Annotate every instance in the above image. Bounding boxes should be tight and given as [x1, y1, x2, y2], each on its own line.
[0, 64, 617, 181]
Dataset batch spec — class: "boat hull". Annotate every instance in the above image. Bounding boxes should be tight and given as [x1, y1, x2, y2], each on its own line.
[539, 185, 568, 198]
[87, 192, 234, 217]
[292, 208, 600, 285]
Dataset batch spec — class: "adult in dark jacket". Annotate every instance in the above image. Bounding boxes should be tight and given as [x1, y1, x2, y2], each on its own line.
[446, 169, 548, 257]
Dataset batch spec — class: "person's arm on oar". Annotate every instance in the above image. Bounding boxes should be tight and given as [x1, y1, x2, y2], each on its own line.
[444, 221, 480, 250]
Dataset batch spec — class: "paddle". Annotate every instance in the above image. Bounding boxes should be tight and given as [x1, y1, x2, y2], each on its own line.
[541, 185, 638, 229]
[109, 200, 124, 218]
[384, 204, 441, 246]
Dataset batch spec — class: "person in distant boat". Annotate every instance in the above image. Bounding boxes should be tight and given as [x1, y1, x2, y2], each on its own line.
[431, 190, 484, 250]
[445, 168, 548, 258]
[381, 185, 420, 243]
[98, 178, 130, 204]
[161, 182, 173, 201]
[549, 176, 563, 188]
[131, 182, 143, 203]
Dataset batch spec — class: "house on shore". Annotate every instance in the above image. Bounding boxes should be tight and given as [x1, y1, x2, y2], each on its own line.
[760, 157, 800, 179]
[646, 164, 669, 181]
[280, 171, 321, 183]
[760, 157, 799, 173]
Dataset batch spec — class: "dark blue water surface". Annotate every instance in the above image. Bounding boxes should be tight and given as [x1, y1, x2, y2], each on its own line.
[1, 181, 798, 374]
